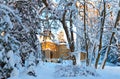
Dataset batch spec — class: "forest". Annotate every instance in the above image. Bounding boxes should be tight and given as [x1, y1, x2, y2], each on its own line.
[0, 0, 120, 79]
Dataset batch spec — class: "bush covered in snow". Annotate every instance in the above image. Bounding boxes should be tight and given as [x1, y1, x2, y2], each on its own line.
[55, 65, 98, 77]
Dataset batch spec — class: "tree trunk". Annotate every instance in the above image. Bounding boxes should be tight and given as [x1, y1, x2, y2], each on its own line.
[101, 10, 120, 69]
[83, 0, 89, 66]
[61, 10, 76, 65]
[70, 11, 75, 52]
[70, 11, 76, 65]
[95, 1, 106, 69]
[61, 10, 71, 51]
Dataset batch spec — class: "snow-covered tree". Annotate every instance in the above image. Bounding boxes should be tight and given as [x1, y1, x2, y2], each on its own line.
[0, 3, 21, 78]
[74, 0, 120, 68]
[0, 0, 43, 78]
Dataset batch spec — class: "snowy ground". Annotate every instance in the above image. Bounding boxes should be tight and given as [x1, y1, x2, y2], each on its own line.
[9, 62, 120, 79]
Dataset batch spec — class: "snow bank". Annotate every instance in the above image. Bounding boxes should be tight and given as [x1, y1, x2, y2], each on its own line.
[8, 62, 120, 79]
[55, 65, 97, 77]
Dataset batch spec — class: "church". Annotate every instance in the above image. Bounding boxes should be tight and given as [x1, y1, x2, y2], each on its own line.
[40, 29, 87, 63]
[40, 29, 70, 62]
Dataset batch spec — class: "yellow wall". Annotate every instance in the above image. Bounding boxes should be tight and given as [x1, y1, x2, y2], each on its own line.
[41, 42, 86, 61]
[41, 42, 58, 52]
[41, 42, 69, 59]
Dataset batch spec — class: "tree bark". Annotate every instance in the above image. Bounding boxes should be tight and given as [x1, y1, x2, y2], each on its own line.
[61, 10, 76, 65]
[70, 11, 75, 52]
[42, 0, 48, 7]
[70, 11, 76, 65]
[95, 1, 106, 69]
[61, 10, 71, 50]
[101, 10, 120, 69]
[83, 0, 89, 66]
